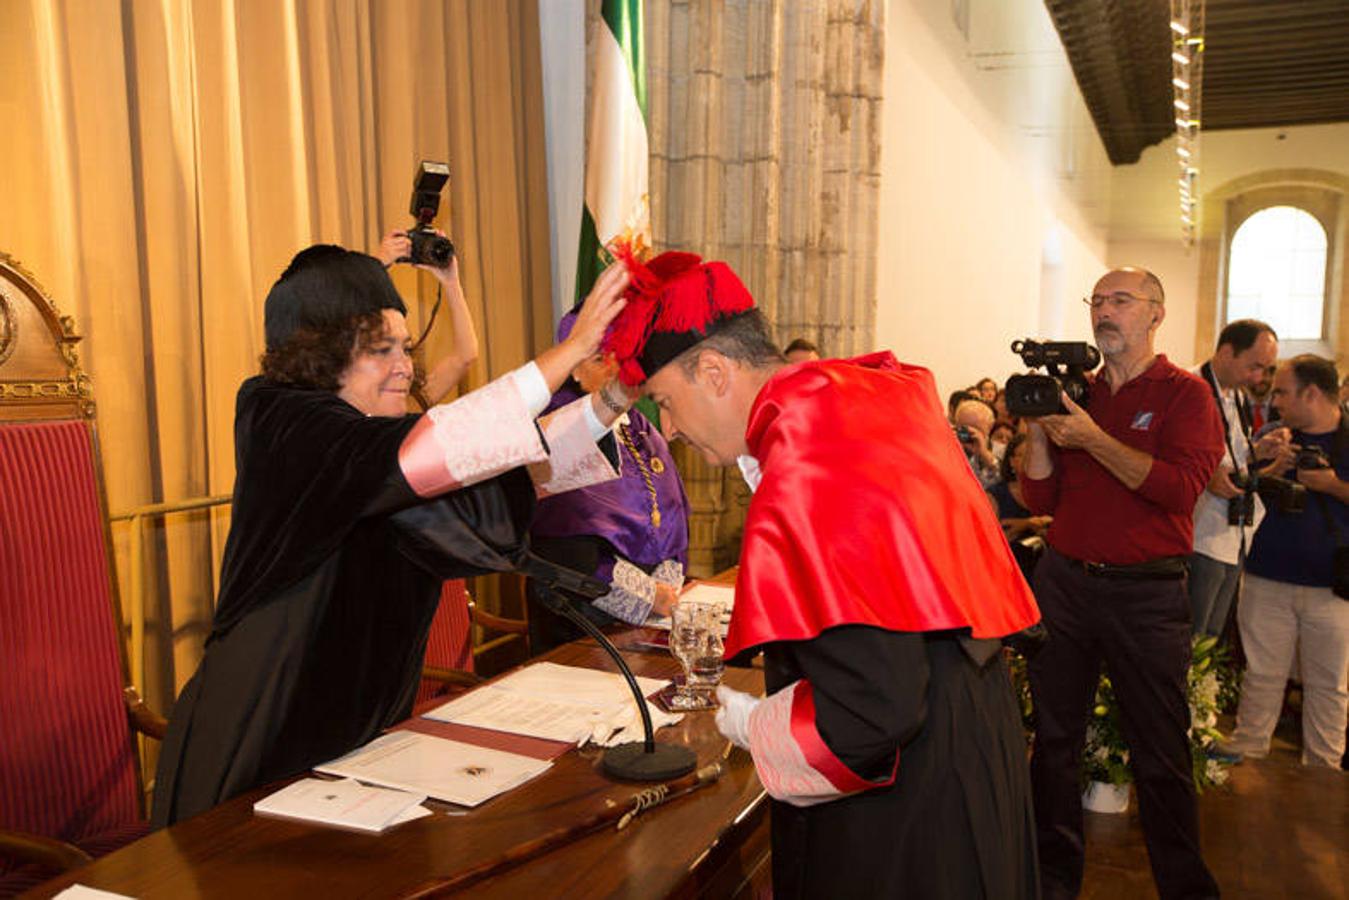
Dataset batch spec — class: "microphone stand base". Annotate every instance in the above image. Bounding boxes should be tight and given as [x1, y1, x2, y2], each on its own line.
[601, 741, 698, 782]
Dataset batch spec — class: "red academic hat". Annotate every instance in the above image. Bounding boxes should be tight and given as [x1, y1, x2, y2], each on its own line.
[603, 247, 756, 386]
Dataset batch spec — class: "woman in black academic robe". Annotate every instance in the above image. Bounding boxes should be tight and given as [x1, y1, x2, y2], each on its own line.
[152, 246, 632, 826]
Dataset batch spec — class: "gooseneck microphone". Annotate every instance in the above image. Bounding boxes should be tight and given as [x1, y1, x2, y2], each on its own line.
[519, 555, 698, 782]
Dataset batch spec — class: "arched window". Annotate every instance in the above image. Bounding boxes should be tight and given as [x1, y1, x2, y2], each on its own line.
[1225, 205, 1327, 340]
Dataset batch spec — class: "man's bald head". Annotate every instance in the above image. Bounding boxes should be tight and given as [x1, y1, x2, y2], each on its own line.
[1095, 267, 1165, 304]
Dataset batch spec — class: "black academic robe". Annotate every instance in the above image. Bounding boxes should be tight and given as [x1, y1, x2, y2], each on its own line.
[151, 378, 540, 826]
[762, 625, 1039, 900]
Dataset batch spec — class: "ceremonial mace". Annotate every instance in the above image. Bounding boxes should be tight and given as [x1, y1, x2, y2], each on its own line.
[396, 761, 725, 898]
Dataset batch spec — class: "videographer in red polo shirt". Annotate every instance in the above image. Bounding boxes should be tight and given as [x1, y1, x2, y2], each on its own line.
[1020, 267, 1224, 900]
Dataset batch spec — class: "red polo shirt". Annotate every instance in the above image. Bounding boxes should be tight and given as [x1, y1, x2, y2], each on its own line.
[1019, 355, 1223, 565]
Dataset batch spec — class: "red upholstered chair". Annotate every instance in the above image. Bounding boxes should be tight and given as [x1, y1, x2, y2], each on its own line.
[415, 580, 530, 708]
[0, 255, 165, 892]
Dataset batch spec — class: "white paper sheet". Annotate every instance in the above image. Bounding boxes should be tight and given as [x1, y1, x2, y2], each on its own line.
[252, 777, 426, 833]
[315, 732, 552, 807]
[423, 662, 677, 744]
[54, 888, 136, 900]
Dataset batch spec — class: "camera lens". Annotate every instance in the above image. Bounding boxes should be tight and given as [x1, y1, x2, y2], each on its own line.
[428, 235, 454, 267]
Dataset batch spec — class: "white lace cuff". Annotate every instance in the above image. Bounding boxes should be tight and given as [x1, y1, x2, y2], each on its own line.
[593, 558, 656, 624]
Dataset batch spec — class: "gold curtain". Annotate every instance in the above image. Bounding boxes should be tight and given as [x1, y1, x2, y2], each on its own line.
[0, 0, 552, 717]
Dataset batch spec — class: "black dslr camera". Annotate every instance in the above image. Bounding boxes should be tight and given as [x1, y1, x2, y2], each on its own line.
[1296, 446, 1332, 471]
[1228, 468, 1308, 525]
[403, 160, 455, 268]
[1004, 339, 1101, 416]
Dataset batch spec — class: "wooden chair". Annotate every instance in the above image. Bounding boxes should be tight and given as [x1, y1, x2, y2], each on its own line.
[0, 254, 165, 892]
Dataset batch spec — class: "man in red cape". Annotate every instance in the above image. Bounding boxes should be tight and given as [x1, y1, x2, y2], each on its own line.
[604, 250, 1043, 899]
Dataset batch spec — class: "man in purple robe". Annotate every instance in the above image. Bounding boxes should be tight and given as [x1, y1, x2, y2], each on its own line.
[527, 311, 691, 652]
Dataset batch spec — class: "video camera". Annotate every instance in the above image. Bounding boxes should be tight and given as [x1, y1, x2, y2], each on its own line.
[1004, 339, 1101, 417]
[403, 160, 455, 268]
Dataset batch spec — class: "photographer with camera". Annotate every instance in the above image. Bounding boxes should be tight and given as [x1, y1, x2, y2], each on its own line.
[373, 162, 480, 406]
[1219, 355, 1349, 769]
[1189, 319, 1279, 638]
[1018, 267, 1223, 900]
[953, 397, 1001, 487]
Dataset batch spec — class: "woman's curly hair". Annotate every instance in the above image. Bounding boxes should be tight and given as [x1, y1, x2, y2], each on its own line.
[261, 312, 389, 391]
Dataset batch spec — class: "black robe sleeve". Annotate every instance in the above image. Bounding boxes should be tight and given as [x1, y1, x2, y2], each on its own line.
[779, 625, 929, 781]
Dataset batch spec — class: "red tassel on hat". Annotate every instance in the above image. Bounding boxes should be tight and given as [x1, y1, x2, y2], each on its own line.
[604, 244, 755, 385]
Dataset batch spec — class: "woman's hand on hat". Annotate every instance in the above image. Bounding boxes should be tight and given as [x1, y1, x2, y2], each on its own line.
[565, 263, 630, 361]
[533, 263, 630, 394]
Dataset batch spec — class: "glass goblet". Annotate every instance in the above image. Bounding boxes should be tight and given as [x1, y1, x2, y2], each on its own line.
[669, 600, 724, 710]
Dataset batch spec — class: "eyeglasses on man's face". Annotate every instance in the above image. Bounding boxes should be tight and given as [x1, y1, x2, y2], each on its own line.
[1082, 292, 1161, 311]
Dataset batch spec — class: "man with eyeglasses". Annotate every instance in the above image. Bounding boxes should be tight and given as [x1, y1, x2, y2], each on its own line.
[1019, 267, 1224, 899]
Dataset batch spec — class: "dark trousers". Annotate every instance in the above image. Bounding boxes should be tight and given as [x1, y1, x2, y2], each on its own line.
[1029, 548, 1218, 900]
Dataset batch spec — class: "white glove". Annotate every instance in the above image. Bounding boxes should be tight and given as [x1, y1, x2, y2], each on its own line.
[715, 685, 759, 750]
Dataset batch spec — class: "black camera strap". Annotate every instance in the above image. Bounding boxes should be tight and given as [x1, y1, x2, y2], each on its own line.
[1202, 361, 1255, 558]
[1201, 362, 1255, 468]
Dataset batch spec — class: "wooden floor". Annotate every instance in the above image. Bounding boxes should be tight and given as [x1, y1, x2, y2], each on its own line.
[1081, 719, 1348, 900]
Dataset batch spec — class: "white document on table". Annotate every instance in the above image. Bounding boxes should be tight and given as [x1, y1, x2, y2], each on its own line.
[315, 731, 551, 808]
[423, 662, 673, 744]
[53, 888, 137, 900]
[252, 777, 428, 833]
[645, 582, 736, 634]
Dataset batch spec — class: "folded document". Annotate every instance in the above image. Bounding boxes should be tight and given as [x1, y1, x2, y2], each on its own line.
[315, 731, 552, 807]
[253, 777, 430, 833]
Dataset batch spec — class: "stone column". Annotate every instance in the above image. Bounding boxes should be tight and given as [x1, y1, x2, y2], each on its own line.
[646, 0, 884, 575]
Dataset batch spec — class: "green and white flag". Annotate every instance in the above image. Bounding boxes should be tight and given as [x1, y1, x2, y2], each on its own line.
[575, 0, 649, 302]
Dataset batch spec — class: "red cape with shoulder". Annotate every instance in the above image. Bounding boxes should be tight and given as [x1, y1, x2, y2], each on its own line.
[724, 352, 1041, 658]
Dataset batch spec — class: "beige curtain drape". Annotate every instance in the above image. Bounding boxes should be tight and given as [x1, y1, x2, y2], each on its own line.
[0, 0, 551, 718]
[641, 0, 885, 574]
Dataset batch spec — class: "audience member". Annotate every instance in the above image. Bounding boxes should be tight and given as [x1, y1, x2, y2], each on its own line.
[990, 434, 1051, 580]
[994, 387, 1014, 425]
[1247, 363, 1277, 432]
[991, 419, 1017, 460]
[1219, 355, 1349, 769]
[975, 376, 998, 404]
[948, 388, 979, 420]
[784, 337, 821, 363]
[953, 397, 1001, 488]
[1020, 266, 1222, 900]
[1189, 319, 1279, 638]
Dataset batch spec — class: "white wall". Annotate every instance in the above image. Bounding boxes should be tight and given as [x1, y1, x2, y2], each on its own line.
[876, 0, 1112, 398]
[538, 0, 586, 322]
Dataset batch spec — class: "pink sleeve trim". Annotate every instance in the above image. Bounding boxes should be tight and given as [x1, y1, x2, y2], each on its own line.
[746, 681, 897, 808]
[528, 396, 620, 497]
[398, 374, 549, 497]
[789, 681, 898, 794]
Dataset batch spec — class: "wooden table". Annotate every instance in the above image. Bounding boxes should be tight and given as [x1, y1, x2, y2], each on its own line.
[27, 630, 768, 899]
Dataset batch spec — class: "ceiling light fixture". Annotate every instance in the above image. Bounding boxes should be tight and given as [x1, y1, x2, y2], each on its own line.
[1170, 0, 1205, 248]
